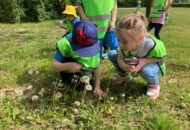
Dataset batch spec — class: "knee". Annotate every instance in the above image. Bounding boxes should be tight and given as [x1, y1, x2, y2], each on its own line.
[140, 66, 154, 77]
[108, 50, 118, 62]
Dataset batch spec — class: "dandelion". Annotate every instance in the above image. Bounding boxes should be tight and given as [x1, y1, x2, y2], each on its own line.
[74, 101, 80, 107]
[15, 89, 23, 96]
[38, 88, 45, 96]
[73, 108, 79, 114]
[106, 108, 113, 115]
[32, 95, 39, 101]
[80, 75, 90, 83]
[0, 92, 5, 100]
[35, 71, 39, 75]
[63, 118, 70, 124]
[121, 93, 125, 97]
[55, 92, 62, 100]
[85, 84, 92, 91]
[110, 97, 114, 101]
[27, 85, 33, 90]
[28, 70, 33, 75]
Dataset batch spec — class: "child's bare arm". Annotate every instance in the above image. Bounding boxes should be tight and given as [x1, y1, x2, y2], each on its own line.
[109, 1, 117, 31]
[117, 51, 131, 72]
[93, 64, 107, 98]
[52, 59, 82, 73]
[77, 4, 89, 20]
[134, 57, 164, 72]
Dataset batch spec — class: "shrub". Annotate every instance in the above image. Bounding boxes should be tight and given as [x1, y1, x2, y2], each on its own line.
[0, 0, 24, 23]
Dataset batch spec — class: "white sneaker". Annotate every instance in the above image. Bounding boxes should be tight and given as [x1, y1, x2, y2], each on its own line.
[102, 53, 108, 59]
[146, 85, 160, 99]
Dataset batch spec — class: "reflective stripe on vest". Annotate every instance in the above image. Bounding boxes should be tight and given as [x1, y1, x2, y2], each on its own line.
[150, 0, 166, 18]
[82, 0, 114, 39]
[88, 14, 111, 22]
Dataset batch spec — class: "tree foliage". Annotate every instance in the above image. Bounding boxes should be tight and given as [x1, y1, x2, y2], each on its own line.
[0, 0, 147, 23]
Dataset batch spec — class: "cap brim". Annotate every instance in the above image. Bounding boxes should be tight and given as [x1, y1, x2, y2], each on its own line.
[71, 41, 99, 57]
[62, 11, 77, 17]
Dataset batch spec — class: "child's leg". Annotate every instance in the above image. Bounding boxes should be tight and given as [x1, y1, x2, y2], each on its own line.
[140, 63, 160, 86]
[106, 29, 119, 50]
[99, 39, 104, 59]
[154, 24, 163, 40]
[108, 50, 126, 75]
[140, 63, 160, 99]
[147, 21, 155, 32]
[60, 58, 81, 85]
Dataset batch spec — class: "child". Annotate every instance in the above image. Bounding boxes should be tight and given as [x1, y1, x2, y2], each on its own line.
[60, 5, 80, 33]
[77, 0, 118, 59]
[148, 0, 173, 39]
[108, 13, 166, 99]
[52, 20, 107, 98]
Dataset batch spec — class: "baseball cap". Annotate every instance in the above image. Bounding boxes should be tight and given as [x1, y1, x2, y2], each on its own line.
[71, 20, 99, 57]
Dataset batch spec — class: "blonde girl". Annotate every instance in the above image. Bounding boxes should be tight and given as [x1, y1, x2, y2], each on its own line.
[108, 13, 166, 99]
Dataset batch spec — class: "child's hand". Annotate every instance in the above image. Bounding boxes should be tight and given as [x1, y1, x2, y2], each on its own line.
[108, 21, 115, 31]
[133, 58, 147, 72]
[94, 88, 107, 98]
[126, 64, 136, 72]
[67, 62, 82, 73]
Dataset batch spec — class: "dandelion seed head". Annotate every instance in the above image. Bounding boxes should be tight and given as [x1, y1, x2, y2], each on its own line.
[27, 85, 33, 90]
[38, 88, 45, 96]
[121, 93, 125, 97]
[73, 108, 79, 114]
[15, 89, 23, 96]
[28, 70, 33, 75]
[80, 75, 90, 83]
[55, 92, 62, 99]
[74, 101, 80, 107]
[32, 95, 39, 101]
[110, 97, 114, 101]
[85, 84, 92, 91]
[35, 71, 39, 75]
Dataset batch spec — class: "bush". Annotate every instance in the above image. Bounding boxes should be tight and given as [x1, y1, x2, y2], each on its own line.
[0, 0, 24, 23]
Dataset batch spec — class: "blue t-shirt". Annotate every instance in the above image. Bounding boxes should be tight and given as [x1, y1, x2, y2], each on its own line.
[54, 34, 72, 62]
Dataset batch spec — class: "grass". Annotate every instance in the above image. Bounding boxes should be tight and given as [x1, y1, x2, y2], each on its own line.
[0, 8, 190, 129]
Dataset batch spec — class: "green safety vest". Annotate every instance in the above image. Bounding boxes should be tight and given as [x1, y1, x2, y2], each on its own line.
[57, 37, 99, 69]
[122, 35, 166, 76]
[81, 0, 114, 39]
[65, 18, 73, 32]
[150, 0, 166, 18]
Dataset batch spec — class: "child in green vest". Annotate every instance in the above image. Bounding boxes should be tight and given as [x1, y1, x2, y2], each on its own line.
[77, 0, 119, 60]
[148, 0, 173, 39]
[108, 12, 166, 99]
[53, 20, 107, 98]
[60, 5, 80, 33]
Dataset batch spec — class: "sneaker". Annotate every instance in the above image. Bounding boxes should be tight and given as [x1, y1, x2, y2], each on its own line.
[146, 85, 160, 99]
[102, 53, 108, 59]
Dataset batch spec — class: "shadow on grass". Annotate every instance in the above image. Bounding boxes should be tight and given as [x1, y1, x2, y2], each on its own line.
[101, 77, 147, 101]
[16, 69, 60, 98]
[168, 63, 190, 72]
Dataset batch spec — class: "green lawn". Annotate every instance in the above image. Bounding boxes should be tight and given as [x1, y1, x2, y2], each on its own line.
[0, 8, 190, 129]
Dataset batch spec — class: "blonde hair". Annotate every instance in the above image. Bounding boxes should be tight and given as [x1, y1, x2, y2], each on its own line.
[117, 12, 147, 40]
